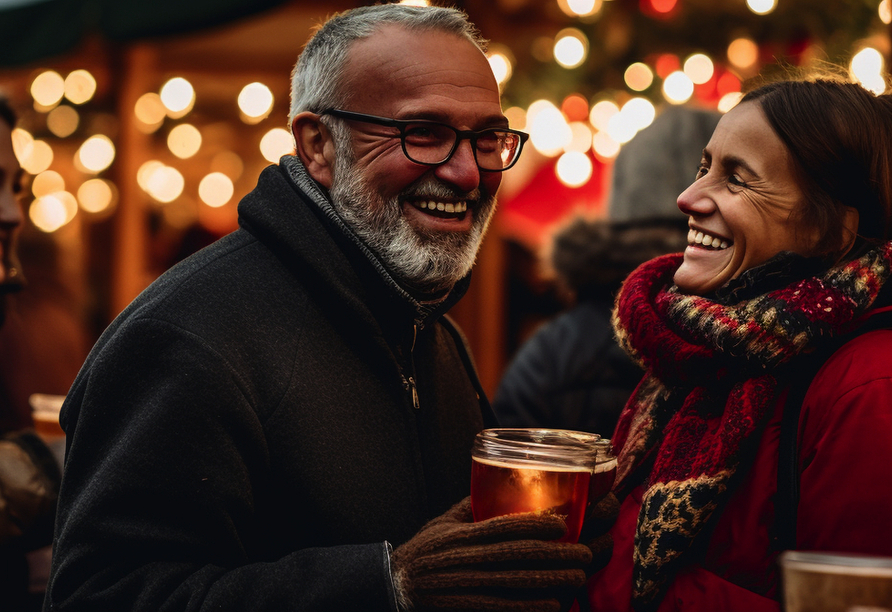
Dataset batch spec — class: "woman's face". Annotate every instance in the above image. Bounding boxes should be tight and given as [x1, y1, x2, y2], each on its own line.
[673, 101, 816, 296]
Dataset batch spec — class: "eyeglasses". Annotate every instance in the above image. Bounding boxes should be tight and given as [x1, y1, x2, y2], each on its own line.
[320, 108, 529, 172]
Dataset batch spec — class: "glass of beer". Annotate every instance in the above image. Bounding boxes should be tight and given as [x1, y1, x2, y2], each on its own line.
[780, 551, 892, 612]
[590, 438, 617, 502]
[470, 428, 602, 543]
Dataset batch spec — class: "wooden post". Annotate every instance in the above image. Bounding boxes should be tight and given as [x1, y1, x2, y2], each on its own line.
[110, 43, 155, 317]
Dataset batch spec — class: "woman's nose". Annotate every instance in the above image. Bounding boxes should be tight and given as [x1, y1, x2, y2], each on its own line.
[676, 179, 713, 216]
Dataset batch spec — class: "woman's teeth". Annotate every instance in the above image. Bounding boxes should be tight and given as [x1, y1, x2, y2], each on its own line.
[689, 229, 730, 250]
[413, 201, 467, 214]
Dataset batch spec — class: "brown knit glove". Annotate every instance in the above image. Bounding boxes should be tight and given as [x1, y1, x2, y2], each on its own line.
[390, 496, 592, 612]
[578, 492, 620, 578]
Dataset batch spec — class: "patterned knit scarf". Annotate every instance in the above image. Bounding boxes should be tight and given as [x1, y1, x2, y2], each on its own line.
[610, 241, 892, 612]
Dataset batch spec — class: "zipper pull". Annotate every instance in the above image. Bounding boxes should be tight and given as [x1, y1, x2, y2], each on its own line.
[406, 375, 420, 410]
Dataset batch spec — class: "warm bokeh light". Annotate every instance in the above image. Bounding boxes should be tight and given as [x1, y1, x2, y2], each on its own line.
[30, 191, 77, 232]
[557, 0, 602, 17]
[624, 62, 654, 91]
[527, 100, 571, 156]
[210, 151, 244, 181]
[30, 70, 65, 108]
[620, 97, 657, 133]
[606, 112, 637, 144]
[160, 77, 195, 116]
[167, 123, 202, 159]
[589, 100, 620, 132]
[654, 54, 681, 79]
[20, 139, 53, 175]
[31, 170, 65, 198]
[259, 128, 294, 163]
[134, 92, 167, 131]
[683, 53, 715, 85]
[718, 91, 744, 113]
[566, 121, 594, 153]
[487, 46, 514, 86]
[727, 38, 760, 70]
[649, 0, 677, 13]
[716, 71, 742, 97]
[504, 106, 527, 131]
[561, 94, 589, 122]
[77, 178, 116, 214]
[10, 128, 33, 165]
[554, 29, 589, 69]
[238, 82, 274, 121]
[398, 0, 429, 5]
[76, 135, 115, 173]
[63, 69, 97, 105]
[662, 71, 695, 104]
[198, 172, 235, 208]
[850, 47, 887, 95]
[46, 105, 79, 138]
[881, 0, 892, 24]
[592, 130, 620, 159]
[137, 160, 165, 192]
[555, 151, 593, 187]
[746, 0, 777, 14]
[144, 164, 185, 203]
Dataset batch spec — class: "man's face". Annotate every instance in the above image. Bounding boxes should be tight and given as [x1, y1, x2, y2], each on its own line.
[326, 25, 507, 294]
[0, 119, 24, 324]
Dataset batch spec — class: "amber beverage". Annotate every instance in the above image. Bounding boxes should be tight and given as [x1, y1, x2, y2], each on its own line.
[470, 428, 601, 543]
[471, 458, 591, 542]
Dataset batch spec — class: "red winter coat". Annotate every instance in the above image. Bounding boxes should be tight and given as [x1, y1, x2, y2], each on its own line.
[587, 315, 892, 612]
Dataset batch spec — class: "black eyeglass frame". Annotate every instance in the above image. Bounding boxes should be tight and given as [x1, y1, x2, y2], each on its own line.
[319, 108, 529, 172]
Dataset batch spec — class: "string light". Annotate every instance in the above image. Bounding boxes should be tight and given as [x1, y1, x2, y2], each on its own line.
[63, 70, 97, 105]
[746, 0, 777, 15]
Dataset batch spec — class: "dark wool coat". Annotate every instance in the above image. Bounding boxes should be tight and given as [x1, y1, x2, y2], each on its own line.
[45, 156, 495, 611]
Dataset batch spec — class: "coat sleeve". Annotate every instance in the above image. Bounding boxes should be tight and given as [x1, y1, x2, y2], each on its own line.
[795, 330, 892, 556]
[45, 317, 398, 612]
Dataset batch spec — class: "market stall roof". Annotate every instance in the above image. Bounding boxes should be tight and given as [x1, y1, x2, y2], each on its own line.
[0, 0, 291, 67]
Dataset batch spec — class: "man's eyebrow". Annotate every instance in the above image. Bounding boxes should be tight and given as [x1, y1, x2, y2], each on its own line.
[396, 111, 509, 129]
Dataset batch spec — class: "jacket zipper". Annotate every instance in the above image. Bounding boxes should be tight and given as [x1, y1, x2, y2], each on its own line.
[402, 324, 420, 410]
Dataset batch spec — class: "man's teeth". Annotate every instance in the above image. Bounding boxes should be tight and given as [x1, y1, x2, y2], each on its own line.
[689, 229, 730, 250]
[413, 201, 467, 213]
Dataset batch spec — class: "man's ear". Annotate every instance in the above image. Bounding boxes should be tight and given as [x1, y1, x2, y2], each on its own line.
[292, 113, 336, 188]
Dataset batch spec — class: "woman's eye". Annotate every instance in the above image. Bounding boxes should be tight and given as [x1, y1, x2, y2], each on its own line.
[695, 165, 708, 179]
[729, 174, 747, 188]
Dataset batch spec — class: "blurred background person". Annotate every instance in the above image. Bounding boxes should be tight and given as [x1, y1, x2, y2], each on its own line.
[492, 106, 719, 435]
[0, 93, 61, 612]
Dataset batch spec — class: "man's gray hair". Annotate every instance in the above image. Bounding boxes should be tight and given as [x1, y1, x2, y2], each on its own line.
[288, 4, 487, 124]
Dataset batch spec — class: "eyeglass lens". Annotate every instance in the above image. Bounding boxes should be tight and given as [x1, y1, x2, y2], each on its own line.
[401, 123, 521, 170]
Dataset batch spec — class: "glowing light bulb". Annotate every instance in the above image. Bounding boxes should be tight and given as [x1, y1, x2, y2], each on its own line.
[238, 82, 274, 121]
[556, 151, 593, 187]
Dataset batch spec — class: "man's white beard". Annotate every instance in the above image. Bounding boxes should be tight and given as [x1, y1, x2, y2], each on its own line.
[328, 151, 496, 295]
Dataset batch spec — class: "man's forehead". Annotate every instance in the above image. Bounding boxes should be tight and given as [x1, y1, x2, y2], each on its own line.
[341, 24, 502, 123]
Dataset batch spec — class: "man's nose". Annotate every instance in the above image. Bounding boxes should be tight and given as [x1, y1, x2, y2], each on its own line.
[434, 139, 481, 193]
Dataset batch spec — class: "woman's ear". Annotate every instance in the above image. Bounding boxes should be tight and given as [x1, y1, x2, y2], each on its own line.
[292, 113, 336, 188]
[840, 206, 860, 255]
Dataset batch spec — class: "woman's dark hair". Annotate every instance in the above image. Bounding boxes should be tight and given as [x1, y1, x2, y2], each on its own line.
[741, 78, 892, 261]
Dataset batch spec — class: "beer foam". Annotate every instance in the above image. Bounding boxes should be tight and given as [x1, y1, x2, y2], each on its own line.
[472, 456, 591, 473]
